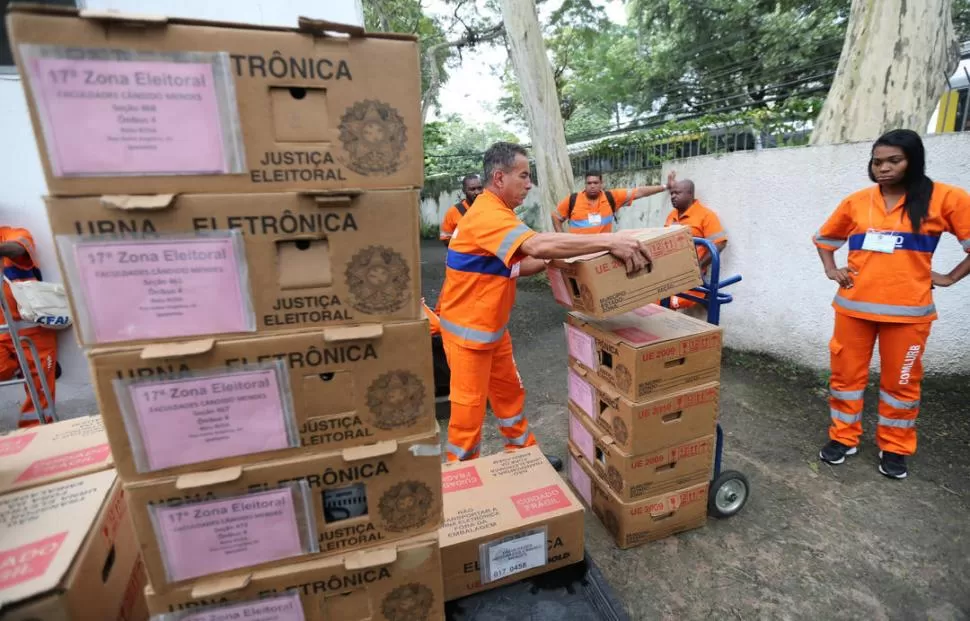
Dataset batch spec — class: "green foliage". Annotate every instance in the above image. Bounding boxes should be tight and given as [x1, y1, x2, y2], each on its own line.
[419, 222, 441, 240]
[423, 114, 520, 179]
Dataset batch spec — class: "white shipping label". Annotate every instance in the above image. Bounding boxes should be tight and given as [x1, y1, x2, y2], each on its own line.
[479, 527, 548, 584]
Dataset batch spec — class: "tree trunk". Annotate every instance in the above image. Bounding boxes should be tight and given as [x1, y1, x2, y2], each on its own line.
[811, 0, 959, 146]
[499, 0, 572, 232]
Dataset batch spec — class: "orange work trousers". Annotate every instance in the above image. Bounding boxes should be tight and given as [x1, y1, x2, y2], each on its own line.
[443, 331, 536, 461]
[828, 313, 930, 456]
[0, 327, 57, 427]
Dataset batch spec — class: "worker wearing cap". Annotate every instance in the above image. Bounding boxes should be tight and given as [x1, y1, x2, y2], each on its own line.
[0, 226, 57, 427]
[439, 142, 651, 469]
[814, 129, 970, 479]
[440, 174, 484, 246]
[552, 170, 674, 234]
[665, 179, 728, 314]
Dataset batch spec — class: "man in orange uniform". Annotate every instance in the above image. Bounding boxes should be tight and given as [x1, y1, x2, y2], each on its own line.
[814, 129, 970, 479]
[0, 226, 57, 427]
[665, 179, 728, 314]
[439, 174, 483, 246]
[552, 170, 673, 234]
[440, 142, 651, 469]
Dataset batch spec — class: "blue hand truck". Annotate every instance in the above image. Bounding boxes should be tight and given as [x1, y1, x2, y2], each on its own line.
[662, 237, 749, 519]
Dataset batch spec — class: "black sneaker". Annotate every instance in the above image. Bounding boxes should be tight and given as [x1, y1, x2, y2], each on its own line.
[878, 451, 908, 479]
[545, 453, 563, 472]
[819, 440, 858, 464]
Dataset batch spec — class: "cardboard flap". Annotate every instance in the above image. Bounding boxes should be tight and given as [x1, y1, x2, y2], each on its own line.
[140, 339, 215, 360]
[324, 324, 383, 343]
[572, 366, 588, 378]
[344, 545, 397, 571]
[79, 8, 168, 25]
[342, 440, 398, 462]
[298, 16, 364, 37]
[190, 573, 253, 598]
[175, 466, 243, 490]
[100, 194, 176, 211]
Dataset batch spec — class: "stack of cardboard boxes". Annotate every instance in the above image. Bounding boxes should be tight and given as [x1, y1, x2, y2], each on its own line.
[9, 4, 446, 619]
[548, 227, 725, 549]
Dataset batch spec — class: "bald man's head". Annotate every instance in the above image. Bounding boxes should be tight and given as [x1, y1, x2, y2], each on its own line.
[670, 179, 695, 211]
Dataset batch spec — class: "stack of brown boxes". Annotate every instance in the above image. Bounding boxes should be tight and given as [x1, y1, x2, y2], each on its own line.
[9, 4, 445, 619]
[564, 304, 723, 549]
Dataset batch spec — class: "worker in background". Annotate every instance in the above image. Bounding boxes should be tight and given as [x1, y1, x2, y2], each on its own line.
[0, 226, 57, 427]
[440, 174, 484, 246]
[440, 142, 651, 470]
[665, 179, 728, 316]
[552, 170, 674, 233]
[814, 129, 970, 479]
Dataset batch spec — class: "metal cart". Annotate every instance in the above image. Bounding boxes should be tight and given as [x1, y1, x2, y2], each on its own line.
[661, 237, 749, 519]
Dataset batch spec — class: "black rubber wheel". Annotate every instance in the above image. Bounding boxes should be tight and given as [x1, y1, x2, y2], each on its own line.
[708, 470, 750, 518]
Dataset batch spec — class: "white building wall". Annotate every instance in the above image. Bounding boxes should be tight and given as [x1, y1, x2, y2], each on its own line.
[0, 0, 363, 425]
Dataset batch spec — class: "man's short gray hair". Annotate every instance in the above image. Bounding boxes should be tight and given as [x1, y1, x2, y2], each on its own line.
[483, 142, 529, 184]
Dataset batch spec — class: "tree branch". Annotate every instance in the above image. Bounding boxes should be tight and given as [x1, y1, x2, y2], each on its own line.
[421, 22, 505, 124]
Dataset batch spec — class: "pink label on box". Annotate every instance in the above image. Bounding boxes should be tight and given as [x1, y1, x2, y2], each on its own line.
[567, 369, 594, 417]
[129, 369, 290, 472]
[565, 325, 597, 369]
[613, 326, 660, 345]
[511, 484, 573, 518]
[632, 305, 664, 317]
[14, 444, 111, 483]
[547, 267, 573, 307]
[0, 433, 36, 457]
[73, 237, 250, 342]
[442, 465, 483, 494]
[26, 56, 230, 176]
[153, 488, 305, 581]
[568, 414, 596, 464]
[179, 593, 306, 621]
[568, 457, 592, 507]
[0, 532, 68, 590]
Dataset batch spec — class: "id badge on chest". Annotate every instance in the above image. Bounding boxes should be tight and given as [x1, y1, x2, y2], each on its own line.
[587, 213, 603, 226]
[862, 230, 896, 253]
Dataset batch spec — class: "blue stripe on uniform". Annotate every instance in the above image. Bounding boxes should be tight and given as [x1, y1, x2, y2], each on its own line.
[570, 214, 615, 228]
[848, 232, 940, 253]
[446, 250, 511, 277]
[2, 266, 35, 281]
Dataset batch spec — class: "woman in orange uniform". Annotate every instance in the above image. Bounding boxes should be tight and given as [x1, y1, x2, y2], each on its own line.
[814, 129, 970, 479]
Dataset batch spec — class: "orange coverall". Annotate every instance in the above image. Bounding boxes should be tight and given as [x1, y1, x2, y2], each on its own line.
[439, 199, 471, 243]
[555, 188, 633, 234]
[665, 200, 728, 310]
[813, 183, 970, 455]
[438, 189, 537, 461]
[0, 227, 57, 427]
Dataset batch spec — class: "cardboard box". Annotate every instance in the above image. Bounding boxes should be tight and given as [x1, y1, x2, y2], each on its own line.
[565, 305, 722, 402]
[569, 408, 713, 502]
[439, 447, 585, 602]
[0, 469, 148, 621]
[8, 5, 423, 196]
[86, 320, 435, 481]
[144, 533, 444, 620]
[567, 370, 719, 455]
[567, 446, 707, 550]
[125, 428, 442, 590]
[0, 416, 113, 494]
[547, 227, 701, 317]
[46, 190, 421, 347]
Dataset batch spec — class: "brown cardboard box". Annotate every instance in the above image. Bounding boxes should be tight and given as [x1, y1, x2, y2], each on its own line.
[144, 533, 444, 620]
[0, 469, 148, 621]
[567, 446, 707, 550]
[7, 5, 423, 196]
[46, 190, 421, 347]
[547, 227, 701, 317]
[86, 320, 435, 481]
[566, 305, 722, 402]
[567, 368, 719, 455]
[125, 428, 442, 591]
[568, 407, 713, 502]
[439, 447, 585, 602]
[0, 415, 113, 494]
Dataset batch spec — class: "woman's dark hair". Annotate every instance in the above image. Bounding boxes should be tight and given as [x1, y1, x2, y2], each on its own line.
[868, 129, 933, 233]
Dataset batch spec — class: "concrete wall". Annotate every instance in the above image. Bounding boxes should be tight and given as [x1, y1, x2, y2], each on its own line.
[657, 133, 970, 374]
[0, 0, 363, 425]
